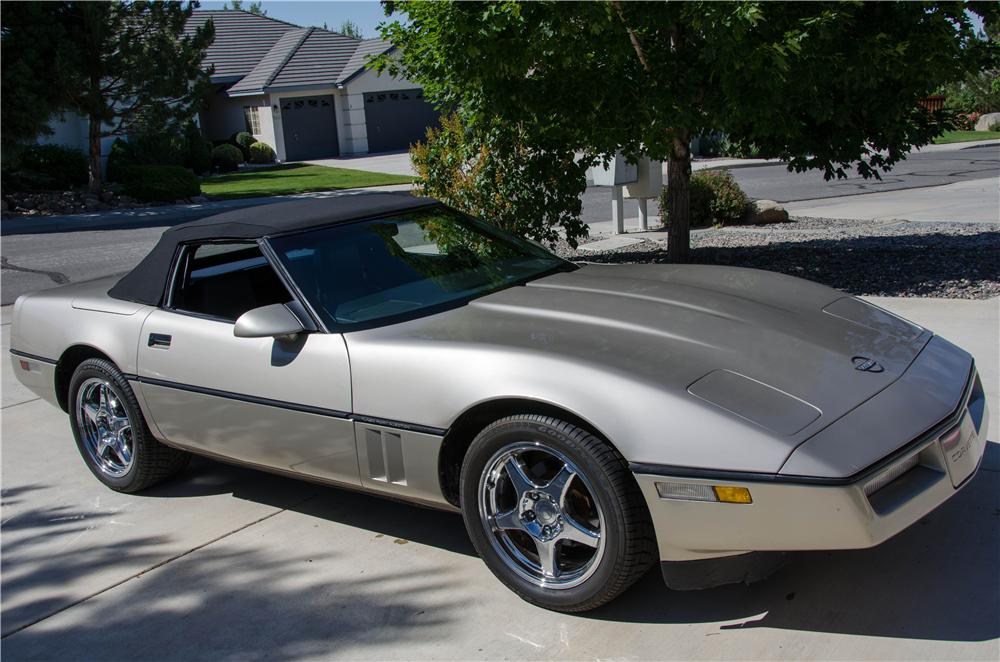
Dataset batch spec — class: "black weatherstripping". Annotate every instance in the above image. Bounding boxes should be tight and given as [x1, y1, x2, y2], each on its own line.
[133, 376, 447, 436]
[9, 349, 58, 365]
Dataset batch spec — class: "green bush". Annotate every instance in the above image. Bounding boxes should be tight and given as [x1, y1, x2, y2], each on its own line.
[211, 143, 244, 172]
[411, 113, 590, 247]
[234, 131, 257, 159]
[248, 142, 275, 164]
[659, 169, 749, 227]
[13, 144, 88, 190]
[989, 121, 1000, 132]
[183, 122, 212, 175]
[121, 165, 201, 202]
[106, 133, 188, 183]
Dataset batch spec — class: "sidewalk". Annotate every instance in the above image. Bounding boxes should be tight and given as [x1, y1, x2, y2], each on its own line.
[784, 178, 999, 224]
[1, 184, 412, 236]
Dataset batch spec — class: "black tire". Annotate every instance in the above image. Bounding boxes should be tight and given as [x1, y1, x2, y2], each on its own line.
[460, 415, 657, 612]
[68, 358, 189, 493]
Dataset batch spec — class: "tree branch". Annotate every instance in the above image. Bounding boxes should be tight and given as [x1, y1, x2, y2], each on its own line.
[611, 0, 651, 73]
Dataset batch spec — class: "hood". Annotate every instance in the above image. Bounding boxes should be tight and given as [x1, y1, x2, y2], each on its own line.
[345, 262, 934, 474]
[464, 263, 930, 438]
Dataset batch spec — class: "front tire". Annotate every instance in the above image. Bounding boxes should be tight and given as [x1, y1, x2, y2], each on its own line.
[460, 415, 656, 612]
[69, 358, 189, 493]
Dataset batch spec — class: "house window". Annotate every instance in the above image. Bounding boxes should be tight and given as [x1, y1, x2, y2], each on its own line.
[243, 106, 261, 135]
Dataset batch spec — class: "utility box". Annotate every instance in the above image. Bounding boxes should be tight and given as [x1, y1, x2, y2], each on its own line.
[624, 157, 663, 199]
[590, 154, 638, 186]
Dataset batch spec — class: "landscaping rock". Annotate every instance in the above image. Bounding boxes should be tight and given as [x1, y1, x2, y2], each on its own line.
[190, 195, 209, 203]
[554, 217, 1000, 300]
[974, 112, 1000, 131]
[99, 190, 115, 203]
[744, 199, 789, 224]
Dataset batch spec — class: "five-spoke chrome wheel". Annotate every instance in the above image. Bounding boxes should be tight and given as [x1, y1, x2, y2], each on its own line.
[478, 441, 605, 589]
[76, 377, 134, 478]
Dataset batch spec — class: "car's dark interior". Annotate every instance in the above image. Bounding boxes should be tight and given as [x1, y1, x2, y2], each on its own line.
[171, 243, 291, 322]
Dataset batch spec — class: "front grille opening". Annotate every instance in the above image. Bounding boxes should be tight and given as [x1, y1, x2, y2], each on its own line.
[864, 454, 919, 497]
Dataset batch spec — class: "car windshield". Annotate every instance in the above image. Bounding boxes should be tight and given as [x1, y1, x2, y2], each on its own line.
[266, 207, 574, 328]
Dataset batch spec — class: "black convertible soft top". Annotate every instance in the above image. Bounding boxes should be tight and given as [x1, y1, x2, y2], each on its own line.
[108, 192, 439, 306]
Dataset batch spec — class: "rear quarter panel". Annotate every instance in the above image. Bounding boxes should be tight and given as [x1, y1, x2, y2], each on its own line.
[11, 279, 155, 402]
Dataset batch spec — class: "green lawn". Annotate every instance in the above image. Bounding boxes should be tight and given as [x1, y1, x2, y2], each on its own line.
[932, 130, 1000, 144]
[201, 163, 414, 199]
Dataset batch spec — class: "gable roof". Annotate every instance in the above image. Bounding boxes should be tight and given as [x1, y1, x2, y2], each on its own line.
[186, 10, 299, 83]
[189, 9, 395, 95]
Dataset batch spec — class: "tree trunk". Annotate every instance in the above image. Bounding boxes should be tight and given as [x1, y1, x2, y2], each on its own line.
[87, 116, 102, 194]
[666, 132, 691, 263]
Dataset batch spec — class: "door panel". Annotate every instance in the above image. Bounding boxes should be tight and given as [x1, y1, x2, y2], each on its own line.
[137, 309, 358, 485]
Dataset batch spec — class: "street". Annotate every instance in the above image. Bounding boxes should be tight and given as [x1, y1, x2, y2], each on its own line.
[3, 141, 998, 306]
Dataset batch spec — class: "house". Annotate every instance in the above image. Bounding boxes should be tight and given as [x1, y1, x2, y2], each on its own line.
[188, 9, 439, 160]
[34, 9, 438, 166]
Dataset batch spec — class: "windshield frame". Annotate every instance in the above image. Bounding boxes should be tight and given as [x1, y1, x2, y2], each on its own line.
[262, 205, 577, 333]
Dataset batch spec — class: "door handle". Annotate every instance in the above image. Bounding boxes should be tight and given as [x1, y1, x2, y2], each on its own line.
[148, 333, 172, 348]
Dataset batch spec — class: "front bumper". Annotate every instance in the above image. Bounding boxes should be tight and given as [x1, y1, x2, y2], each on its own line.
[635, 370, 989, 563]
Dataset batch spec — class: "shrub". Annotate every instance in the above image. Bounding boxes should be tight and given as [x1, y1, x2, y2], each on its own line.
[659, 169, 749, 227]
[411, 113, 590, 247]
[106, 132, 190, 183]
[234, 131, 257, 159]
[14, 144, 88, 190]
[248, 142, 275, 164]
[211, 143, 244, 172]
[183, 122, 212, 175]
[989, 121, 1000, 132]
[121, 165, 200, 202]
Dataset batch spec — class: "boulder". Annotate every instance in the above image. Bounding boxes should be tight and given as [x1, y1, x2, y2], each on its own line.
[744, 199, 789, 224]
[974, 112, 1000, 132]
[190, 195, 209, 204]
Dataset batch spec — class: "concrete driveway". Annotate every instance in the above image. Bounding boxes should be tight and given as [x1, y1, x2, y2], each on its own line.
[1, 298, 997, 660]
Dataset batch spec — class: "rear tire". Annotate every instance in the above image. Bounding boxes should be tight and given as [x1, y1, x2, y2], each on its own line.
[460, 415, 656, 612]
[68, 358, 189, 493]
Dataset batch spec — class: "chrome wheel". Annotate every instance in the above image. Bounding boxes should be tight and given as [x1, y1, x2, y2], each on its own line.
[478, 442, 605, 589]
[76, 377, 134, 478]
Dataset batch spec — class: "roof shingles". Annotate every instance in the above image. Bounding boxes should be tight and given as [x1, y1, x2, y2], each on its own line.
[188, 9, 395, 95]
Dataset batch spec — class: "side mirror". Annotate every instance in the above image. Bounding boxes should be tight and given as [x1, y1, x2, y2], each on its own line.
[234, 304, 306, 339]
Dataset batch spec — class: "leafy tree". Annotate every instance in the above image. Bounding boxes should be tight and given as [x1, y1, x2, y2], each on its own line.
[380, 1, 998, 261]
[338, 19, 363, 39]
[222, 0, 266, 15]
[1, 2, 215, 193]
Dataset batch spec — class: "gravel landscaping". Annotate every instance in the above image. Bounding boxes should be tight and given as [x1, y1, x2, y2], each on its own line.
[554, 217, 1000, 299]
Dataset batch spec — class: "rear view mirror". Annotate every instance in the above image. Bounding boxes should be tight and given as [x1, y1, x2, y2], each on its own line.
[234, 304, 306, 339]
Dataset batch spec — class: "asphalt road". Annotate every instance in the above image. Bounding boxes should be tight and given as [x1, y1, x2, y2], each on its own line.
[728, 142, 999, 203]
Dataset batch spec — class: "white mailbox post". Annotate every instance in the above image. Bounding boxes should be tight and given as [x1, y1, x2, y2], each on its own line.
[590, 153, 663, 234]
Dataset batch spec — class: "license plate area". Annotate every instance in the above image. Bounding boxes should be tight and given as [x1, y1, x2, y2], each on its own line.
[939, 414, 982, 487]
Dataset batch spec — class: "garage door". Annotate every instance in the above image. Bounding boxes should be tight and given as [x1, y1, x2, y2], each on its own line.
[364, 89, 439, 153]
[281, 95, 338, 161]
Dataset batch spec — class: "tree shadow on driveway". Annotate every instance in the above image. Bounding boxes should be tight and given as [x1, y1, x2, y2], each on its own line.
[3, 446, 996, 654]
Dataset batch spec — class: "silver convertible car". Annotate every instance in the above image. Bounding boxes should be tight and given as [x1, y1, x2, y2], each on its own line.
[10, 193, 989, 612]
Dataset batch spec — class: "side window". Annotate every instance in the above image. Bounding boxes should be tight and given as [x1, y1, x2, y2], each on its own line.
[170, 243, 292, 322]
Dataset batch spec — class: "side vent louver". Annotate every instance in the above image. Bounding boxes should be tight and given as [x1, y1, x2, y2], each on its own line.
[365, 428, 406, 485]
